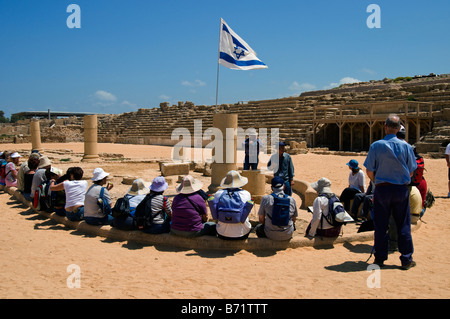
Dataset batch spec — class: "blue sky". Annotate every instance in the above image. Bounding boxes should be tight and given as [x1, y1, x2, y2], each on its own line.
[0, 0, 449, 118]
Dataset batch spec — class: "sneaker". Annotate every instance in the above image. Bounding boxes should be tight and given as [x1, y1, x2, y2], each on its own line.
[401, 260, 417, 270]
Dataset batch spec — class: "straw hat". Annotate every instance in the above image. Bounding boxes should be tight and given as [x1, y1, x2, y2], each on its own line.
[248, 128, 258, 136]
[50, 167, 63, 176]
[92, 168, 110, 182]
[127, 178, 151, 196]
[311, 177, 333, 195]
[219, 170, 248, 189]
[176, 175, 203, 194]
[38, 156, 52, 169]
[150, 176, 169, 192]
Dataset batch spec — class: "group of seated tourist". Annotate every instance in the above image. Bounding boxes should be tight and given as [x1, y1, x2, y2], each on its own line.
[1, 149, 428, 242]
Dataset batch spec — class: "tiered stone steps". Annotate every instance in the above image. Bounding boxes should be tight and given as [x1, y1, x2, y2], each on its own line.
[96, 75, 450, 155]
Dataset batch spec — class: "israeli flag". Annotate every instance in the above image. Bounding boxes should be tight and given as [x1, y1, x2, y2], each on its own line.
[219, 18, 268, 70]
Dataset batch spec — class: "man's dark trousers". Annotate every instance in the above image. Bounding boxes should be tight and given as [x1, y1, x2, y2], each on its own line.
[373, 184, 414, 266]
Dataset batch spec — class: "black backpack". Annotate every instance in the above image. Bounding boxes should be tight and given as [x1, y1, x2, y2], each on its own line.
[134, 193, 168, 230]
[112, 195, 131, 219]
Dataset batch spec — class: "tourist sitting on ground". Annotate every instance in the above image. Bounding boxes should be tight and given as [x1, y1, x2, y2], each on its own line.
[112, 178, 150, 231]
[83, 168, 114, 226]
[134, 176, 172, 234]
[21, 153, 41, 202]
[16, 150, 41, 193]
[409, 185, 423, 224]
[49, 167, 87, 221]
[50, 167, 68, 216]
[170, 175, 216, 237]
[306, 177, 348, 238]
[4, 152, 22, 188]
[207, 170, 254, 240]
[0, 151, 9, 186]
[339, 159, 366, 213]
[31, 156, 52, 197]
[267, 142, 295, 196]
[255, 176, 298, 241]
[350, 180, 375, 222]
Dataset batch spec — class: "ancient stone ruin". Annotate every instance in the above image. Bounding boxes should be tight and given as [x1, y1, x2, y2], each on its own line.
[2, 74, 449, 157]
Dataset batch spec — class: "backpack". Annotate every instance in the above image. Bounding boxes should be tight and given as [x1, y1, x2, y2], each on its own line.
[410, 155, 425, 186]
[134, 193, 168, 230]
[96, 187, 112, 216]
[319, 194, 347, 227]
[0, 161, 8, 179]
[216, 189, 252, 224]
[34, 182, 52, 212]
[269, 193, 291, 226]
[112, 195, 131, 219]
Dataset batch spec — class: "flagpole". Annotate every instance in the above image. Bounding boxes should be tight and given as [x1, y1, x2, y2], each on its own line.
[215, 18, 222, 113]
[215, 60, 220, 114]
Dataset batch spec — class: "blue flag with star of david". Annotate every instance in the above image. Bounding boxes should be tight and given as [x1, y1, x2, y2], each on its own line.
[219, 18, 268, 70]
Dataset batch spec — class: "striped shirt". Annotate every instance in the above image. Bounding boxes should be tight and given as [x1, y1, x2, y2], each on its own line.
[146, 193, 172, 224]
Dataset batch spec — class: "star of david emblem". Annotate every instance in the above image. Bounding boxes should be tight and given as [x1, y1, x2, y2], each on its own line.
[233, 46, 246, 59]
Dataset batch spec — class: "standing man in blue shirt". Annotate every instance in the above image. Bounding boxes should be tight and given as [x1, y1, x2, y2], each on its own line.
[267, 142, 295, 196]
[364, 114, 417, 270]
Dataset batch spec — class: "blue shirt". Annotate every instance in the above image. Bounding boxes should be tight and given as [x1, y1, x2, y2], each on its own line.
[363, 134, 417, 185]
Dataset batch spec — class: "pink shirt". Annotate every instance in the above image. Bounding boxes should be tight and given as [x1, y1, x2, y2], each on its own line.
[5, 162, 17, 187]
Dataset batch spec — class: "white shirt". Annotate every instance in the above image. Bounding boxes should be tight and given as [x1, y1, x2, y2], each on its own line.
[308, 195, 335, 237]
[63, 180, 88, 209]
[213, 189, 252, 238]
[348, 169, 365, 191]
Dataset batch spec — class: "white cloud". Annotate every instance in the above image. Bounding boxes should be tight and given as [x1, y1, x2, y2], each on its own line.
[289, 81, 316, 93]
[94, 90, 117, 102]
[121, 100, 136, 107]
[340, 77, 361, 84]
[361, 68, 377, 75]
[181, 79, 206, 87]
[158, 94, 171, 100]
[323, 77, 361, 90]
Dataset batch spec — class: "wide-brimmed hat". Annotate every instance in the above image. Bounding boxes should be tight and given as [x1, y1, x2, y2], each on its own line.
[311, 177, 333, 194]
[127, 178, 151, 196]
[150, 176, 169, 192]
[176, 175, 203, 194]
[10, 152, 22, 159]
[92, 167, 110, 182]
[220, 170, 248, 189]
[38, 156, 52, 169]
[346, 159, 359, 170]
[50, 167, 63, 176]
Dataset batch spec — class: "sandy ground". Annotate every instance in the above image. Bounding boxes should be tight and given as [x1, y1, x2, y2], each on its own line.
[0, 142, 449, 299]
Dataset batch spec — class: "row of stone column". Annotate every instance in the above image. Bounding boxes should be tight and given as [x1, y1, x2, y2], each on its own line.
[30, 115, 99, 162]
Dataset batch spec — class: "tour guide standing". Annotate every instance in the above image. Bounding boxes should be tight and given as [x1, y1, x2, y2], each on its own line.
[363, 114, 417, 270]
[268, 142, 295, 196]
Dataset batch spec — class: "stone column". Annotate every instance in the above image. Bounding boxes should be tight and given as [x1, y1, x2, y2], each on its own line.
[208, 113, 238, 193]
[82, 115, 100, 162]
[241, 170, 266, 204]
[30, 119, 42, 152]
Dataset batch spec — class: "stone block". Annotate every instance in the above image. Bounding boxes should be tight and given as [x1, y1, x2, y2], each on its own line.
[160, 162, 190, 176]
